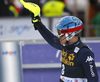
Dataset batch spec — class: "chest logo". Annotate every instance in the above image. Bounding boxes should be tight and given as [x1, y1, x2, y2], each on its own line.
[61, 49, 75, 66]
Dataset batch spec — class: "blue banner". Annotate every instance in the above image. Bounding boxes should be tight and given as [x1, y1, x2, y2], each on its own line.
[22, 42, 100, 64]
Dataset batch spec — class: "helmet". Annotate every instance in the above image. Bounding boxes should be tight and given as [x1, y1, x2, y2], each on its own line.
[56, 16, 83, 41]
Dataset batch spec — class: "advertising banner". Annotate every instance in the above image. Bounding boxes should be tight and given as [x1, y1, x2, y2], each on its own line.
[0, 17, 49, 40]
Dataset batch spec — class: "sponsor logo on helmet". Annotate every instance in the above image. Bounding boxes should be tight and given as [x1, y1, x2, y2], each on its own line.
[72, 17, 81, 25]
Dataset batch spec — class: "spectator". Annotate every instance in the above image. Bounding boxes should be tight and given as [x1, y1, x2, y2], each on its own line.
[42, 0, 72, 17]
[8, 0, 23, 17]
[91, 1, 100, 37]
[0, 0, 9, 17]
[88, 0, 98, 24]
[8, 0, 42, 17]
[87, 0, 99, 36]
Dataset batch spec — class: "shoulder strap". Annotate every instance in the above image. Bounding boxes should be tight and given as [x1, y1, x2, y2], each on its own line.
[74, 43, 89, 53]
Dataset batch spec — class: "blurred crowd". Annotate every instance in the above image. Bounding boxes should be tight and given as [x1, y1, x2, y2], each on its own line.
[0, 0, 100, 37]
[0, 0, 42, 17]
[0, 0, 72, 17]
[88, 0, 100, 37]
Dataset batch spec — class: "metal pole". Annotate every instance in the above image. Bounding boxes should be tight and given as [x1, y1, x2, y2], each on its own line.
[0, 42, 22, 82]
[84, 0, 89, 37]
[73, 0, 77, 16]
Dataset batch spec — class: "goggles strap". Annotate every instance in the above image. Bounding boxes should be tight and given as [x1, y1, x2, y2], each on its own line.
[61, 25, 83, 34]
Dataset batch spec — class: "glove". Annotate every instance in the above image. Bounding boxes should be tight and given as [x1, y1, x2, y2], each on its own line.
[31, 13, 44, 30]
[20, 0, 45, 30]
[31, 13, 41, 23]
[20, 0, 40, 17]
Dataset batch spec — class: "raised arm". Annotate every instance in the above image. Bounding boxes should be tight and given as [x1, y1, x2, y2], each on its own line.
[20, 0, 62, 50]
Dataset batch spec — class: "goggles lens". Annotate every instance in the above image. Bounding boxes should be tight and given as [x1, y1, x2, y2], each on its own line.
[57, 29, 61, 35]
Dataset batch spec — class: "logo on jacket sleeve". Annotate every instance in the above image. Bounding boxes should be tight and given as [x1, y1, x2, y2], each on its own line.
[85, 56, 94, 62]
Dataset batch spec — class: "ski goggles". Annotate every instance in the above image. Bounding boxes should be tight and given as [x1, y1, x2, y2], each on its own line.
[57, 24, 83, 35]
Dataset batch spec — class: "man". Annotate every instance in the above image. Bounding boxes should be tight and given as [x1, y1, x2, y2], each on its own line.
[32, 16, 98, 82]
[20, 1, 98, 82]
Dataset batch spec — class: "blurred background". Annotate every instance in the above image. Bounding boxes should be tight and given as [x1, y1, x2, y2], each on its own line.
[0, 0, 100, 82]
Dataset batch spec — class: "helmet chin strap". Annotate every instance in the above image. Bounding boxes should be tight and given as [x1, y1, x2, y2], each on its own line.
[65, 32, 75, 44]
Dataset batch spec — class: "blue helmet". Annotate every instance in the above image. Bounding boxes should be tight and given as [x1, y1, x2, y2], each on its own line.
[56, 16, 83, 35]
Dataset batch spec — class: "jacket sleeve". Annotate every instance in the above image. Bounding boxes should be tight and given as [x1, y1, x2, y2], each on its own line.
[37, 24, 62, 50]
[78, 48, 99, 82]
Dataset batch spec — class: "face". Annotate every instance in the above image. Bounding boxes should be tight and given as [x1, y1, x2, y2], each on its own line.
[59, 35, 67, 45]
